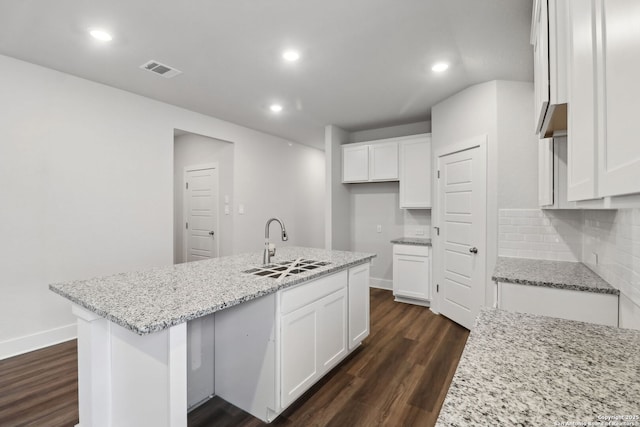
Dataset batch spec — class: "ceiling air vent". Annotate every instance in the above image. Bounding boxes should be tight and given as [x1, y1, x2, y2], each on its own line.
[139, 60, 182, 79]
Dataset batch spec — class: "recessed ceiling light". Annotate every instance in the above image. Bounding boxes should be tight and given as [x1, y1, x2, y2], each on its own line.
[89, 29, 113, 42]
[282, 50, 300, 62]
[270, 104, 283, 113]
[432, 62, 449, 73]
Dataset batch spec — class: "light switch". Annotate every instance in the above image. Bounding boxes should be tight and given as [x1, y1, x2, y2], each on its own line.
[415, 228, 425, 236]
[376, 225, 382, 233]
[224, 195, 230, 204]
[238, 204, 245, 215]
[224, 205, 230, 215]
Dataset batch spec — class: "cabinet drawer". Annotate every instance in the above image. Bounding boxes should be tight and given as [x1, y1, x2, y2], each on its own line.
[393, 244, 429, 257]
[280, 269, 347, 315]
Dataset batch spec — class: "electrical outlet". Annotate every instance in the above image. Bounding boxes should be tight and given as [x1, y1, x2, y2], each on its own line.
[376, 225, 382, 233]
[590, 252, 599, 266]
[224, 205, 230, 215]
[238, 204, 245, 215]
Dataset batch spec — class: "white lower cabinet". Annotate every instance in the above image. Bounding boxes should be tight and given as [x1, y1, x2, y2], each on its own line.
[393, 244, 431, 306]
[214, 264, 369, 423]
[348, 263, 370, 349]
[497, 281, 618, 327]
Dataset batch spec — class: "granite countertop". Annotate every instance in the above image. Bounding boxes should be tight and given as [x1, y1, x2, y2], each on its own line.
[390, 237, 432, 246]
[436, 308, 640, 426]
[492, 257, 619, 295]
[50, 247, 375, 335]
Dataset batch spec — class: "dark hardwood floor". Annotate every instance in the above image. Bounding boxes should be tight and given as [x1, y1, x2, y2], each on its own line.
[0, 339, 79, 426]
[0, 289, 469, 427]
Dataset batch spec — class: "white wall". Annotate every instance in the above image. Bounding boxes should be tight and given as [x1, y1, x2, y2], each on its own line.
[431, 80, 538, 307]
[174, 132, 234, 261]
[0, 54, 325, 359]
[497, 81, 539, 209]
[325, 125, 351, 251]
[349, 121, 431, 143]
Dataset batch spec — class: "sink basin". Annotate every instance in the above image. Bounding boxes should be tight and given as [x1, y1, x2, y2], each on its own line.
[243, 259, 331, 279]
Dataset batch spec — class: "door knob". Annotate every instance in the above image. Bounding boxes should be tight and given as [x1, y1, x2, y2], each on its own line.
[469, 247, 478, 254]
[209, 231, 215, 236]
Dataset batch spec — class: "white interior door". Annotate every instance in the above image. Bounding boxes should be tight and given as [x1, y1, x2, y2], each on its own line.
[184, 165, 218, 262]
[436, 143, 486, 330]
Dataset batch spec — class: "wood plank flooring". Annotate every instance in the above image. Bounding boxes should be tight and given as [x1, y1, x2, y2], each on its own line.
[0, 340, 79, 426]
[0, 288, 468, 427]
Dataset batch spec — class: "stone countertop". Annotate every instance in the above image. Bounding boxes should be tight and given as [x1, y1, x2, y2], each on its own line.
[492, 257, 619, 295]
[390, 237, 432, 246]
[436, 308, 640, 426]
[50, 247, 375, 335]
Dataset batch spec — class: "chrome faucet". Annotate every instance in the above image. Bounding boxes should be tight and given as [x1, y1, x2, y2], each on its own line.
[263, 217, 288, 264]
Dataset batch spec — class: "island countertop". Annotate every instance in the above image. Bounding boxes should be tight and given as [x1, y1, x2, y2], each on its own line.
[50, 247, 375, 335]
[436, 308, 640, 426]
[492, 256, 619, 295]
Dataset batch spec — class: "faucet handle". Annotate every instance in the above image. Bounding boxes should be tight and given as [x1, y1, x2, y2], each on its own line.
[268, 243, 276, 257]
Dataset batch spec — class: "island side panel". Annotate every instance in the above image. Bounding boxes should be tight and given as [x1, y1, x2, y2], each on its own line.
[73, 305, 187, 427]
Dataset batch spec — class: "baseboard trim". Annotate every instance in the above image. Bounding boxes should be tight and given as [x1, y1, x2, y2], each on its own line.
[0, 323, 77, 360]
[369, 277, 392, 290]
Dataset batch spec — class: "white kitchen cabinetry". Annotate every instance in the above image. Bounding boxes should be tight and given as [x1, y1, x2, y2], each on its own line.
[564, 0, 640, 202]
[539, 136, 578, 209]
[538, 138, 554, 207]
[399, 135, 431, 209]
[392, 244, 431, 306]
[281, 285, 347, 408]
[532, 0, 568, 137]
[342, 138, 402, 183]
[348, 263, 370, 350]
[598, 0, 640, 197]
[497, 282, 618, 327]
[214, 265, 369, 423]
[369, 142, 399, 181]
[342, 144, 370, 182]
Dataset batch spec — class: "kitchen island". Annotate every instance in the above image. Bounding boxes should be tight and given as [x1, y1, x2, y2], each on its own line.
[50, 247, 375, 427]
[436, 308, 640, 426]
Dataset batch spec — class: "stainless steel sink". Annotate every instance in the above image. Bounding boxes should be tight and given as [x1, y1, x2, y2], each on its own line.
[243, 259, 331, 279]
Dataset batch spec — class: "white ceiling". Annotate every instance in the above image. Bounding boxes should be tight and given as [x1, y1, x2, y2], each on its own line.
[0, 0, 533, 149]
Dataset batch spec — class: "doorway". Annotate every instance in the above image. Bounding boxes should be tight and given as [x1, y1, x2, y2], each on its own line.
[173, 130, 233, 264]
[434, 136, 487, 330]
[183, 164, 219, 262]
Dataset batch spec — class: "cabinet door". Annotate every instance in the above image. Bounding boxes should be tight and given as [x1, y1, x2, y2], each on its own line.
[317, 288, 348, 371]
[342, 145, 369, 183]
[348, 263, 370, 350]
[598, 0, 640, 196]
[538, 138, 554, 207]
[393, 247, 430, 300]
[399, 137, 431, 209]
[369, 142, 398, 181]
[533, 0, 550, 133]
[280, 303, 318, 408]
[567, 0, 598, 201]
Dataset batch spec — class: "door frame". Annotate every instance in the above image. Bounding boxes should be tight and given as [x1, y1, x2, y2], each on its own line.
[182, 162, 220, 263]
[431, 135, 488, 318]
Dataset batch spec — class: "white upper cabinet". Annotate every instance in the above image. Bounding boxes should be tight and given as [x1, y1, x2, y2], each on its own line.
[369, 142, 399, 181]
[566, 0, 599, 201]
[562, 0, 640, 202]
[342, 137, 404, 183]
[532, 0, 569, 138]
[598, 0, 640, 197]
[538, 138, 554, 207]
[399, 135, 431, 209]
[342, 144, 369, 182]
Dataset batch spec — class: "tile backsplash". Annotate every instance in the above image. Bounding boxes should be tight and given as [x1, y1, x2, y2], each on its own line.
[583, 209, 640, 309]
[498, 207, 640, 311]
[498, 209, 583, 261]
